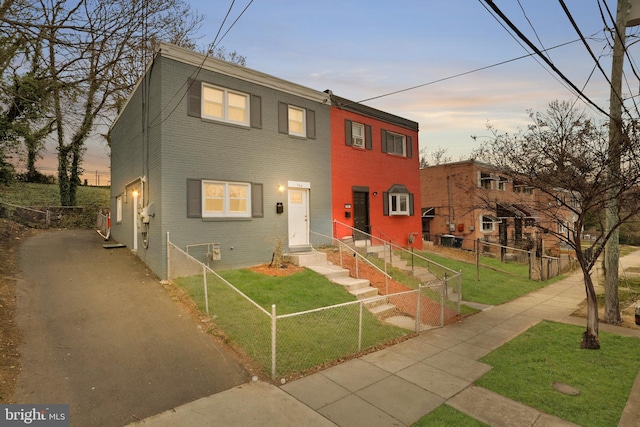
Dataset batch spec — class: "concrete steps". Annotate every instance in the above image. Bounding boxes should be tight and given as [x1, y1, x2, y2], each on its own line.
[285, 250, 379, 300]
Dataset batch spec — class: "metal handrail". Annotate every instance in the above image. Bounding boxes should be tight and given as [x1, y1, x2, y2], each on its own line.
[310, 230, 391, 294]
[332, 220, 460, 281]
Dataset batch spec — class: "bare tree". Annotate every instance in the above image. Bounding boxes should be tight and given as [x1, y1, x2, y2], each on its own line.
[474, 100, 640, 349]
[36, 0, 205, 205]
[420, 146, 452, 169]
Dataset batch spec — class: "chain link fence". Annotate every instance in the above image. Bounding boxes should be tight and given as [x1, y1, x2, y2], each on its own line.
[166, 235, 460, 380]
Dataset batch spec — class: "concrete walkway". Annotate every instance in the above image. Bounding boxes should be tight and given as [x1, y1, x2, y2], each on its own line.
[127, 251, 640, 427]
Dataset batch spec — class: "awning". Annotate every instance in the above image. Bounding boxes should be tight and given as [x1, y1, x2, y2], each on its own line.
[482, 215, 501, 222]
[513, 204, 540, 219]
[422, 207, 435, 218]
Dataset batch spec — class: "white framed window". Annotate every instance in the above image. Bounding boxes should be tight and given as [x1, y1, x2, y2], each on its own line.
[202, 84, 249, 126]
[385, 131, 406, 156]
[288, 105, 306, 137]
[558, 220, 568, 235]
[202, 180, 251, 218]
[481, 215, 498, 232]
[116, 195, 122, 223]
[352, 122, 365, 148]
[513, 181, 533, 195]
[389, 193, 410, 216]
[497, 176, 508, 191]
[479, 172, 493, 190]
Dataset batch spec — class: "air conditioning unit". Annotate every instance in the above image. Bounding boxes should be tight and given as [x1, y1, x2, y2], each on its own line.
[352, 136, 364, 147]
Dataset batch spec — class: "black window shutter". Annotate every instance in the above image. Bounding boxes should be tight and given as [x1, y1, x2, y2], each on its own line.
[407, 135, 413, 158]
[345, 120, 353, 146]
[409, 193, 414, 216]
[186, 178, 202, 218]
[187, 79, 201, 118]
[383, 191, 389, 216]
[278, 102, 288, 134]
[251, 183, 264, 218]
[365, 125, 372, 150]
[306, 109, 316, 139]
[381, 129, 388, 153]
[250, 95, 262, 129]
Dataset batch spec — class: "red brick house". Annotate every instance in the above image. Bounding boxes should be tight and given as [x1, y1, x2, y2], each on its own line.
[327, 92, 422, 249]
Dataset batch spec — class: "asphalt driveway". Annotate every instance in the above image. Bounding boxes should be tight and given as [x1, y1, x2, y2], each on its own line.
[13, 229, 248, 426]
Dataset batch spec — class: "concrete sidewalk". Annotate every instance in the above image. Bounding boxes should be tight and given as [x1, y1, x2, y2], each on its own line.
[127, 251, 640, 427]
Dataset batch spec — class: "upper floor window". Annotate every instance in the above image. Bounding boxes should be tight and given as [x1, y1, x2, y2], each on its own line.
[513, 181, 533, 195]
[344, 120, 372, 150]
[352, 122, 365, 148]
[202, 84, 249, 126]
[278, 102, 316, 139]
[381, 129, 412, 157]
[384, 131, 406, 156]
[497, 176, 508, 191]
[479, 172, 494, 189]
[202, 180, 251, 218]
[288, 105, 306, 137]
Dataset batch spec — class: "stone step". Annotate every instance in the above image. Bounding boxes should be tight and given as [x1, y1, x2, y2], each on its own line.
[366, 245, 385, 254]
[413, 267, 438, 283]
[332, 276, 371, 292]
[368, 303, 396, 318]
[349, 286, 379, 300]
[284, 251, 327, 267]
[306, 264, 350, 280]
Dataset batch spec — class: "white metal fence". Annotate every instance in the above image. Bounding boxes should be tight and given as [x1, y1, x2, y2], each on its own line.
[166, 234, 459, 380]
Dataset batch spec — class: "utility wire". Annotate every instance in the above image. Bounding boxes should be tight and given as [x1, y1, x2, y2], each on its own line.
[558, 0, 629, 117]
[149, 0, 254, 129]
[481, 0, 610, 118]
[600, 0, 640, 107]
[356, 37, 587, 105]
[517, 0, 550, 61]
[478, 0, 591, 112]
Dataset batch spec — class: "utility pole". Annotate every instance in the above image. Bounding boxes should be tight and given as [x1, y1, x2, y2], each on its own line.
[604, 0, 640, 324]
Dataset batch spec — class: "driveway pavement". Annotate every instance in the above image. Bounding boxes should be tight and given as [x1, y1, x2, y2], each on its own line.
[14, 229, 248, 426]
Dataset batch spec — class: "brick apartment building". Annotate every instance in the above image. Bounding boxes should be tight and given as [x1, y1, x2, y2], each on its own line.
[420, 160, 575, 255]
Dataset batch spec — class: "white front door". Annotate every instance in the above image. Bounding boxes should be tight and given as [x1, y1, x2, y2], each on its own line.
[288, 188, 309, 247]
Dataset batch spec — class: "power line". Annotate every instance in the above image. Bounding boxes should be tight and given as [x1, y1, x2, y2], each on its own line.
[481, 0, 610, 118]
[356, 38, 587, 105]
[517, 0, 550, 61]
[558, 0, 629, 117]
[149, 0, 255, 130]
[478, 0, 595, 113]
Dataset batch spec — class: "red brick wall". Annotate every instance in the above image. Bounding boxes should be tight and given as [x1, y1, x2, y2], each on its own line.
[331, 107, 422, 249]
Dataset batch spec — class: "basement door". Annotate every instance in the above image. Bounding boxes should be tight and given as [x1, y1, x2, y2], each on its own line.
[288, 187, 309, 248]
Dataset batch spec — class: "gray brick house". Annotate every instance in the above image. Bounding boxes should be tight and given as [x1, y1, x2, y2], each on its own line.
[110, 43, 332, 279]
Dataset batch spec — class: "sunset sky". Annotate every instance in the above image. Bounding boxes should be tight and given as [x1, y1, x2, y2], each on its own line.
[31, 0, 640, 185]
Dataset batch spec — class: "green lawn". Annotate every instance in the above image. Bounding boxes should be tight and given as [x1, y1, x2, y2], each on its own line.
[217, 268, 357, 314]
[476, 321, 640, 427]
[413, 321, 640, 426]
[413, 250, 562, 306]
[175, 269, 408, 377]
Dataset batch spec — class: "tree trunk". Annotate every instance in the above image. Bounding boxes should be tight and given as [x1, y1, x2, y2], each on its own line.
[581, 268, 600, 349]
